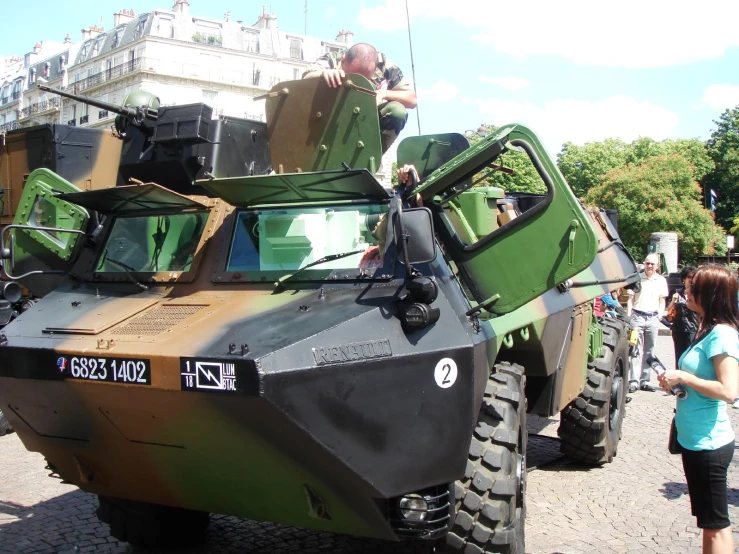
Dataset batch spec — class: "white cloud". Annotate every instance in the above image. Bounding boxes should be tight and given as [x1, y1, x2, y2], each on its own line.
[326, 7, 337, 18]
[467, 95, 679, 154]
[479, 76, 530, 91]
[418, 79, 459, 102]
[359, 0, 739, 68]
[701, 84, 739, 110]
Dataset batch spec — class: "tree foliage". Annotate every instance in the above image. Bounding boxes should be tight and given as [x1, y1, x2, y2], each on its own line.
[585, 155, 725, 262]
[702, 107, 739, 231]
[467, 125, 546, 194]
[557, 137, 713, 198]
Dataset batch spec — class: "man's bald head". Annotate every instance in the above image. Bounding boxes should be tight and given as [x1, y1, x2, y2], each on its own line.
[342, 43, 377, 80]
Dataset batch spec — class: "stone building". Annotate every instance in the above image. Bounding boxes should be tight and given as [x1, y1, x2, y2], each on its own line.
[1, 1, 352, 132]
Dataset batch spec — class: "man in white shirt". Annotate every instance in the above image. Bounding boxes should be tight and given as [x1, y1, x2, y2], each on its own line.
[628, 253, 669, 392]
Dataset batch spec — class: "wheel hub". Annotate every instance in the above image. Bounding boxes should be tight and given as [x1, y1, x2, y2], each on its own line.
[609, 369, 623, 430]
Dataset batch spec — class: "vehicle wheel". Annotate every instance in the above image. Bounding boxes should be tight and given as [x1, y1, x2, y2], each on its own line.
[0, 409, 13, 436]
[96, 495, 210, 548]
[440, 362, 527, 554]
[558, 317, 629, 464]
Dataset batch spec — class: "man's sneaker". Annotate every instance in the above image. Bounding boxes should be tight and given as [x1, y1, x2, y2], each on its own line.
[640, 382, 659, 392]
[628, 381, 638, 393]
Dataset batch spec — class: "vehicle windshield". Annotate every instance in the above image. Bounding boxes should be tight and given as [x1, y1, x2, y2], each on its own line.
[227, 204, 393, 282]
[96, 211, 208, 273]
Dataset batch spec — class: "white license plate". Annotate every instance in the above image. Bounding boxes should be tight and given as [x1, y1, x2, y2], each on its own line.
[56, 355, 151, 385]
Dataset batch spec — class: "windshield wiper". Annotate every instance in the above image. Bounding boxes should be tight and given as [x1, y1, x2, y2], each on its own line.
[107, 258, 149, 291]
[274, 249, 365, 292]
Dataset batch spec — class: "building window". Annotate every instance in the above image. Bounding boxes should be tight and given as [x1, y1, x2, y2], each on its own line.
[80, 43, 90, 59]
[322, 43, 344, 56]
[43, 62, 51, 77]
[28, 68, 36, 86]
[134, 18, 146, 39]
[252, 64, 261, 86]
[58, 54, 66, 72]
[289, 38, 302, 60]
[158, 17, 173, 38]
[202, 90, 218, 108]
[243, 30, 259, 53]
[92, 38, 103, 57]
[293, 68, 300, 80]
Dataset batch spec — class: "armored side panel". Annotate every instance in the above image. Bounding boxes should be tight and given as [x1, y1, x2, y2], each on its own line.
[263, 74, 382, 173]
[0, 124, 121, 226]
[119, 107, 271, 194]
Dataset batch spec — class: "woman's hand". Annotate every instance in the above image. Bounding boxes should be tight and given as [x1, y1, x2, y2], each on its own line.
[659, 370, 684, 393]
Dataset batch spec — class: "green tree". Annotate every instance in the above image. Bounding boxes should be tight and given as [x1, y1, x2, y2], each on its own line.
[557, 137, 713, 198]
[466, 124, 546, 194]
[702, 107, 739, 231]
[557, 138, 631, 198]
[585, 155, 725, 262]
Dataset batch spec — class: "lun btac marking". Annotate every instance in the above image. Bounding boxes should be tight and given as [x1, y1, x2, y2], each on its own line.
[181, 359, 237, 392]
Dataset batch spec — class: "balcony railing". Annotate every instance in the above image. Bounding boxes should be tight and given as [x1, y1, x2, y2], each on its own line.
[0, 121, 19, 132]
[11, 91, 21, 100]
[18, 97, 61, 119]
[66, 57, 145, 94]
[0, 97, 8, 105]
[99, 110, 109, 118]
[80, 115, 89, 125]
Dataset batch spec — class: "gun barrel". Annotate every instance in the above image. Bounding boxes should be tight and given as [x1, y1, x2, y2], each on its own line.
[38, 84, 138, 119]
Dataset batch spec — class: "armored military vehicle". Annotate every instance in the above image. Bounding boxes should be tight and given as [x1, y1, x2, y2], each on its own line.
[0, 74, 638, 553]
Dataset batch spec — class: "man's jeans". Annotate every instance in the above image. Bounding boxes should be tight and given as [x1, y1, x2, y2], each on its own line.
[629, 313, 658, 384]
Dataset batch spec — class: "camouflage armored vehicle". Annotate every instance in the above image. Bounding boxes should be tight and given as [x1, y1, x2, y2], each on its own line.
[0, 74, 638, 553]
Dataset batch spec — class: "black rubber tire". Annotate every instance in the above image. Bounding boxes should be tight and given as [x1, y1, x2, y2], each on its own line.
[96, 495, 210, 548]
[0, 409, 13, 436]
[557, 317, 629, 464]
[440, 362, 527, 554]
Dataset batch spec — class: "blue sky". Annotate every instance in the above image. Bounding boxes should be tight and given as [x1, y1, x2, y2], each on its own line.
[3, 0, 739, 155]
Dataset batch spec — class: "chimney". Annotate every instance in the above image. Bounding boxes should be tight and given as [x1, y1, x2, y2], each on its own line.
[254, 6, 277, 29]
[224, 11, 231, 22]
[113, 8, 136, 27]
[336, 30, 354, 45]
[33, 42, 42, 54]
[81, 25, 103, 41]
[172, 0, 190, 15]
[64, 33, 72, 44]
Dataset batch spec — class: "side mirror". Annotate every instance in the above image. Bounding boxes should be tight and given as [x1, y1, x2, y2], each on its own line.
[395, 207, 436, 265]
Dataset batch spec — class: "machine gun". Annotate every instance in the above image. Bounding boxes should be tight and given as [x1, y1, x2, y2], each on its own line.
[38, 84, 159, 136]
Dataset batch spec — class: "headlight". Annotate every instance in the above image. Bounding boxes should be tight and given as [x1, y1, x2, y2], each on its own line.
[399, 494, 428, 522]
[1, 282, 22, 304]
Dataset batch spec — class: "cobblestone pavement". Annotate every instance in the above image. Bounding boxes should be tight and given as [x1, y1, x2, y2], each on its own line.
[1, 334, 737, 554]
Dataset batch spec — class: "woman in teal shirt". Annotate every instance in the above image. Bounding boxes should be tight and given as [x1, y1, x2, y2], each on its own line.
[660, 264, 739, 554]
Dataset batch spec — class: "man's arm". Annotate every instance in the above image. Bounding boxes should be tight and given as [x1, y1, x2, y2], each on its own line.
[377, 88, 417, 109]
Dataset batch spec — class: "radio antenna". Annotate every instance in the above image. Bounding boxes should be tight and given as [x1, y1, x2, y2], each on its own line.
[405, 0, 421, 135]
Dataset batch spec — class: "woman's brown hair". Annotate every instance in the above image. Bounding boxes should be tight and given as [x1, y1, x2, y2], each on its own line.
[690, 264, 739, 336]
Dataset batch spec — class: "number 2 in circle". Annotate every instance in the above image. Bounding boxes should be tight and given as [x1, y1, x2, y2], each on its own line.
[435, 358, 458, 389]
